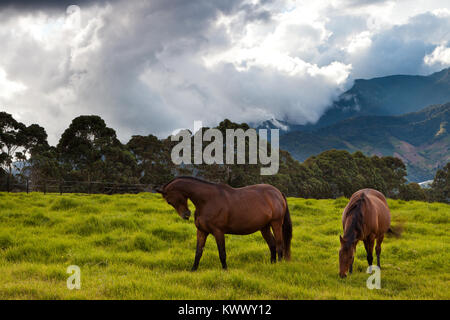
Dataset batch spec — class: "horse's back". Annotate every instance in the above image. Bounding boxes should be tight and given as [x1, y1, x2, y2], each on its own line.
[349, 188, 387, 204]
[221, 184, 286, 232]
[345, 189, 391, 235]
[234, 184, 283, 201]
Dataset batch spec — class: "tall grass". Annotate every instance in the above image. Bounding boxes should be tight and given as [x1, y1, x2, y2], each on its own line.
[0, 192, 448, 299]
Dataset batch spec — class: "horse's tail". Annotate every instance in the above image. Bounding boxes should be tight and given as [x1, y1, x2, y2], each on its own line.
[282, 193, 292, 261]
[350, 192, 365, 215]
[345, 192, 365, 237]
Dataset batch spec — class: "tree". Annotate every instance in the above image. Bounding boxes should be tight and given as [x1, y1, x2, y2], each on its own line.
[127, 134, 174, 186]
[15, 123, 49, 181]
[196, 120, 264, 188]
[57, 115, 137, 185]
[0, 112, 50, 189]
[374, 156, 407, 197]
[26, 146, 61, 187]
[431, 163, 449, 203]
[398, 183, 427, 201]
[0, 111, 27, 176]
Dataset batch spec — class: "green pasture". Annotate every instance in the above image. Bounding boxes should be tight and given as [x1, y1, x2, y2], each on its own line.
[0, 192, 448, 299]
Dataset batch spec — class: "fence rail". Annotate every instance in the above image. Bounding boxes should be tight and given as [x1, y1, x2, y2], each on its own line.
[0, 178, 155, 195]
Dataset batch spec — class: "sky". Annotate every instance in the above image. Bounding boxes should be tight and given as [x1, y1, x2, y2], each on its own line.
[0, 0, 450, 145]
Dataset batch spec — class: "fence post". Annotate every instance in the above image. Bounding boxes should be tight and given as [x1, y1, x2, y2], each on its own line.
[44, 181, 47, 195]
[26, 179, 29, 194]
[6, 175, 10, 193]
[59, 179, 63, 195]
[88, 181, 92, 195]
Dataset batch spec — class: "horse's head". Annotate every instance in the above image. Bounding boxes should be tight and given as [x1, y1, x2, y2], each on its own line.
[156, 186, 191, 220]
[339, 235, 355, 278]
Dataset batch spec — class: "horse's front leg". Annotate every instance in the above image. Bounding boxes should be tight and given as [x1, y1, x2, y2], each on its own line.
[349, 255, 354, 274]
[191, 229, 208, 271]
[213, 230, 227, 270]
[365, 236, 375, 272]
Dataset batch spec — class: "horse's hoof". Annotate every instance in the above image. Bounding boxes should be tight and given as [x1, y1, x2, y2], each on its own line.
[190, 267, 198, 272]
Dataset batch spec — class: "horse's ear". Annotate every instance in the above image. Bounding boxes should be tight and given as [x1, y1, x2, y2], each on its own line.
[339, 235, 344, 244]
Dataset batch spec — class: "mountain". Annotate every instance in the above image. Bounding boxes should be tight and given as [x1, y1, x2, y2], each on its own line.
[255, 67, 450, 133]
[280, 102, 450, 182]
[252, 68, 450, 181]
[315, 67, 450, 128]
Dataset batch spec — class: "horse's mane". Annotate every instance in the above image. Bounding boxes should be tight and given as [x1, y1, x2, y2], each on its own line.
[161, 176, 217, 190]
[343, 193, 365, 249]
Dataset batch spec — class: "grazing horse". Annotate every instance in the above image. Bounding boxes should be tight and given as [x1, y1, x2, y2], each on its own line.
[339, 188, 391, 278]
[156, 176, 292, 270]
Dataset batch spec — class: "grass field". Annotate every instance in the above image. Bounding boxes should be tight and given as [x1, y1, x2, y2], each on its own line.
[0, 192, 448, 299]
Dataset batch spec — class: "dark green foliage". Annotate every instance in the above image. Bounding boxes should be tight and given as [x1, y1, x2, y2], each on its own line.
[1, 111, 447, 202]
[57, 115, 138, 187]
[398, 183, 427, 201]
[0, 111, 27, 175]
[127, 134, 174, 186]
[429, 163, 449, 203]
[299, 150, 406, 198]
[0, 111, 49, 187]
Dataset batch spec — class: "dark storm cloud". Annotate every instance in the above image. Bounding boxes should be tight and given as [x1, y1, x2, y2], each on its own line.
[238, 2, 272, 23]
[0, 0, 449, 144]
[349, 12, 450, 78]
[0, 0, 115, 10]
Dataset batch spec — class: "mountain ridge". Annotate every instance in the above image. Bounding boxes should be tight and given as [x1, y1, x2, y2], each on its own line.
[279, 102, 450, 182]
[317, 67, 450, 128]
[256, 67, 450, 133]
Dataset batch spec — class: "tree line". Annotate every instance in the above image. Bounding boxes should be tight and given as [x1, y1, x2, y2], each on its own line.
[0, 112, 448, 203]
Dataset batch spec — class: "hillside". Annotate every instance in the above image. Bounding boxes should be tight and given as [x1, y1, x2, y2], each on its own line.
[314, 67, 450, 128]
[0, 192, 448, 299]
[281, 103, 450, 181]
[256, 67, 450, 134]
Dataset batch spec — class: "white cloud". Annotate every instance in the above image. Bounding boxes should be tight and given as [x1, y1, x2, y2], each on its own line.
[424, 45, 450, 66]
[346, 31, 372, 53]
[0, 68, 27, 99]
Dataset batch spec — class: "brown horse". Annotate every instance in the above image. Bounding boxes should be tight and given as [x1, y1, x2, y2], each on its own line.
[156, 176, 292, 270]
[339, 188, 391, 278]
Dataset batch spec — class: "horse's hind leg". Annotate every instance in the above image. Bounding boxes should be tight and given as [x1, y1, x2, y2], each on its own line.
[376, 234, 384, 268]
[270, 221, 284, 261]
[260, 225, 276, 263]
[213, 230, 227, 270]
[192, 229, 209, 271]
